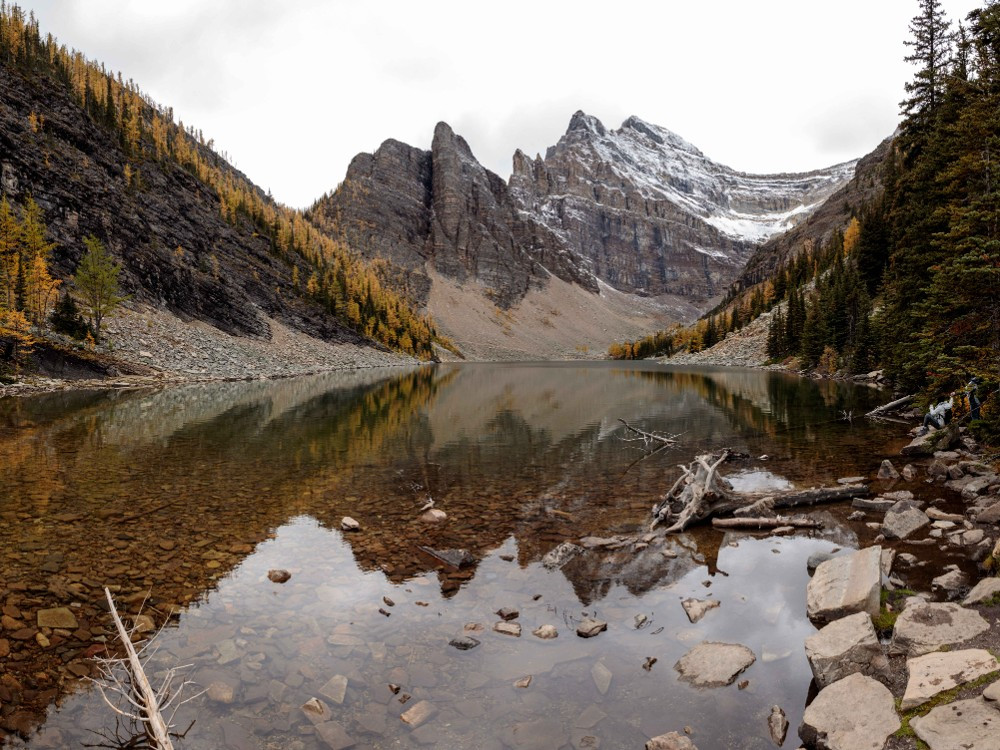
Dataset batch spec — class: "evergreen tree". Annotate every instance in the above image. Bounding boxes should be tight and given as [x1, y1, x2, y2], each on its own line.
[900, 0, 953, 130]
[50, 290, 89, 339]
[73, 235, 127, 339]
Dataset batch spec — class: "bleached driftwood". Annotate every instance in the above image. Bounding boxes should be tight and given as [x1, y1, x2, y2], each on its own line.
[865, 394, 914, 419]
[88, 588, 200, 750]
[651, 451, 869, 533]
[711, 516, 823, 530]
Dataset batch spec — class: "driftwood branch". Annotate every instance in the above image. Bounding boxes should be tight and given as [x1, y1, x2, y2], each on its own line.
[651, 452, 869, 533]
[618, 419, 680, 447]
[866, 394, 914, 419]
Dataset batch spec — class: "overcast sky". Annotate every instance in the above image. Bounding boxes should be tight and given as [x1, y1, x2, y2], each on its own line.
[15, 1, 984, 208]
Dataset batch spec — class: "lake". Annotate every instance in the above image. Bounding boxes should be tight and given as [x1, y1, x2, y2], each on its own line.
[0, 362, 954, 749]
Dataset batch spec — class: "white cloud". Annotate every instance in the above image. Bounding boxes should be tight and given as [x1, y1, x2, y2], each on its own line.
[16, 0, 984, 207]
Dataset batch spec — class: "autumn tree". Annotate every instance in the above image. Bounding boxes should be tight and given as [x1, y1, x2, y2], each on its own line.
[73, 235, 127, 339]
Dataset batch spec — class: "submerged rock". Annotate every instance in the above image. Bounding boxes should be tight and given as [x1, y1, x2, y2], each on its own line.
[681, 598, 719, 623]
[646, 733, 698, 750]
[767, 705, 788, 747]
[674, 641, 756, 687]
[877, 460, 899, 480]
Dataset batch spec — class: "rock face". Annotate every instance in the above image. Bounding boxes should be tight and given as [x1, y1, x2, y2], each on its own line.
[901, 649, 1000, 710]
[911, 698, 1000, 750]
[674, 641, 756, 687]
[806, 546, 882, 625]
[311, 112, 855, 336]
[798, 673, 900, 750]
[804, 612, 890, 688]
[890, 601, 990, 657]
[0, 61, 378, 350]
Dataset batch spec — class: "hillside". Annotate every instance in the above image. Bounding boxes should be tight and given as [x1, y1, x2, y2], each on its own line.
[309, 112, 857, 359]
[0, 7, 436, 381]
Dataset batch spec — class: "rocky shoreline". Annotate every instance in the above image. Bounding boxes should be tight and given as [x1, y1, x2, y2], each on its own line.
[0, 303, 421, 399]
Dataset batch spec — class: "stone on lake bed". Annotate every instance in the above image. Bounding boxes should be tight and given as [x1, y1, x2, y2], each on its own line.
[591, 662, 612, 695]
[449, 636, 481, 651]
[502, 718, 568, 749]
[493, 622, 521, 637]
[532, 624, 558, 639]
[798, 673, 899, 750]
[301, 697, 332, 724]
[341, 516, 360, 531]
[877, 459, 900, 480]
[806, 546, 882, 625]
[674, 641, 756, 687]
[901, 649, 1000, 709]
[320, 674, 348, 705]
[400, 700, 437, 728]
[681, 598, 719, 623]
[314, 720, 356, 750]
[804, 612, 890, 689]
[911, 698, 1000, 750]
[576, 619, 607, 638]
[205, 681, 235, 704]
[514, 675, 532, 688]
[419, 508, 447, 523]
[36, 607, 78, 630]
[267, 569, 291, 583]
[646, 731, 699, 749]
[890, 601, 990, 657]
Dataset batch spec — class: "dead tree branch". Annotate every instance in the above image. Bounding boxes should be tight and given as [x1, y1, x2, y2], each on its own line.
[865, 394, 914, 419]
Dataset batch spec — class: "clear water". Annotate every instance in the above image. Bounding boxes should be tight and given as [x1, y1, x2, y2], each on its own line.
[0, 362, 945, 749]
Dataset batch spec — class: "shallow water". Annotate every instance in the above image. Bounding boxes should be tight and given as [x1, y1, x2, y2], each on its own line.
[0, 362, 954, 749]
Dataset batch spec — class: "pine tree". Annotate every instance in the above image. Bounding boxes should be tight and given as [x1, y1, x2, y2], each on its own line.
[73, 235, 127, 339]
[50, 290, 89, 339]
[900, 0, 953, 131]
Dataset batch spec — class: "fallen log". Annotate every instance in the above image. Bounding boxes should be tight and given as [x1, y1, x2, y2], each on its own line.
[865, 394, 914, 419]
[651, 451, 870, 533]
[711, 517, 823, 530]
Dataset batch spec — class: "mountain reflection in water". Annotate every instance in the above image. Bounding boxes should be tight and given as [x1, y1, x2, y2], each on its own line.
[0, 362, 897, 749]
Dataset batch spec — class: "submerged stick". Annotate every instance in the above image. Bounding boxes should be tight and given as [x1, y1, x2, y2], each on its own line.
[104, 588, 175, 750]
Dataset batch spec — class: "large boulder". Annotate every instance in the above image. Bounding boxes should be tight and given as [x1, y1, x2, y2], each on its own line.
[911, 698, 1000, 750]
[798, 673, 900, 750]
[901, 649, 1000, 710]
[890, 601, 990, 657]
[806, 546, 882, 625]
[881, 501, 929, 540]
[674, 642, 756, 688]
[804, 612, 890, 689]
[964, 577, 1000, 605]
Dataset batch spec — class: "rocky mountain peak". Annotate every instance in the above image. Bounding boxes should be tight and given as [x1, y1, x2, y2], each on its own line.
[620, 115, 704, 157]
[566, 110, 607, 137]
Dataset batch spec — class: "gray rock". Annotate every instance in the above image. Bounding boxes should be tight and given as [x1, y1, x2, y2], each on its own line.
[901, 649, 1000, 709]
[646, 733, 698, 750]
[927, 459, 948, 478]
[576, 619, 607, 638]
[400, 700, 437, 728]
[985, 680, 1000, 702]
[877, 459, 899, 480]
[798, 673, 900, 750]
[804, 612, 890, 689]
[681, 598, 720, 623]
[851, 497, 895, 512]
[768, 706, 788, 747]
[976, 503, 1000, 524]
[319, 674, 348, 705]
[911, 698, 1000, 750]
[881, 501, 929, 540]
[963, 475, 999, 499]
[964, 576, 1000, 605]
[902, 464, 918, 481]
[931, 567, 968, 597]
[496, 607, 520, 621]
[674, 641, 756, 687]
[493, 622, 522, 637]
[807, 550, 840, 575]
[532, 625, 558, 639]
[890, 601, 990, 657]
[315, 721, 355, 750]
[806, 546, 882, 625]
[449, 636, 481, 651]
[340, 516, 360, 532]
[542, 541, 582, 570]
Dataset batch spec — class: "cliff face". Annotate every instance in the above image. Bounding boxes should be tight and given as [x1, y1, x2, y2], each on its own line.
[310, 122, 593, 310]
[729, 135, 893, 292]
[313, 112, 857, 324]
[0, 64, 370, 346]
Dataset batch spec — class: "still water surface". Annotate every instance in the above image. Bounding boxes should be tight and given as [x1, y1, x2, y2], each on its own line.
[0, 362, 918, 749]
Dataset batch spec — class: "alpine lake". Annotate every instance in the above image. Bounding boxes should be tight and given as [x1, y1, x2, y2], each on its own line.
[0, 362, 973, 749]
